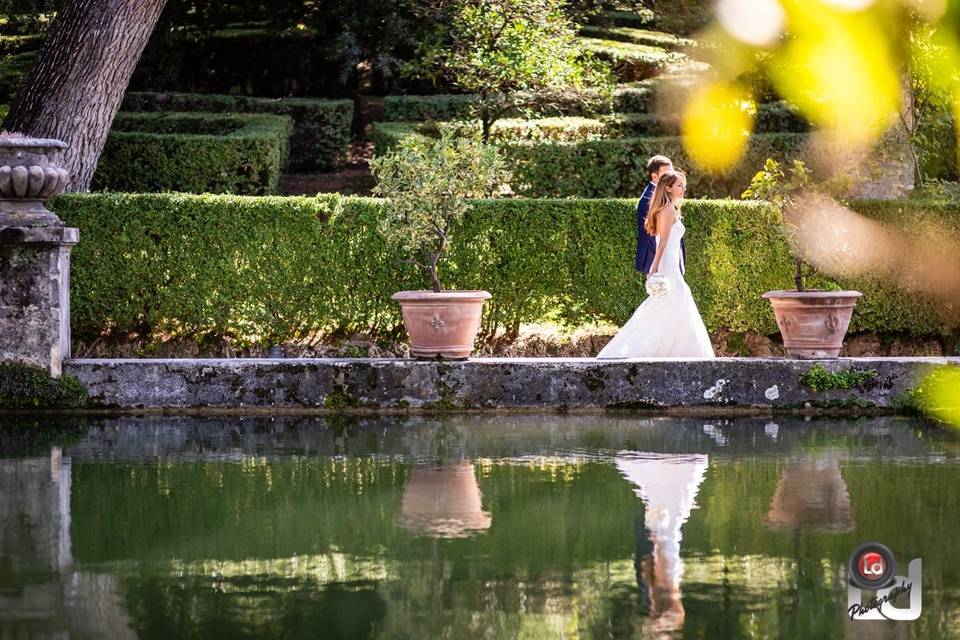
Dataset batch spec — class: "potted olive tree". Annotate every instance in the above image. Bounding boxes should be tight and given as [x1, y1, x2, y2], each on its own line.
[743, 159, 862, 358]
[370, 130, 507, 359]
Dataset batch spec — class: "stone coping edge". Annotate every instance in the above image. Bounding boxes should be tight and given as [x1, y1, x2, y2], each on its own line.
[59, 357, 960, 413]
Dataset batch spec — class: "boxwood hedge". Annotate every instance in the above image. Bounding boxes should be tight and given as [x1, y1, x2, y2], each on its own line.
[122, 91, 353, 171]
[93, 112, 293, 195]
[48, 193, 960, 347]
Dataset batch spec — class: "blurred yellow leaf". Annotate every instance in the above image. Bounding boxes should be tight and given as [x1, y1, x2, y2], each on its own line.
[681, 82, 754, 174]
[916, 366, 960, 427]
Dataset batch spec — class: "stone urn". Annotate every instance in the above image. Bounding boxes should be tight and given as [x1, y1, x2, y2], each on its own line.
[762, 290, 862, 358]
[0, 135, 71, 227]
[392, 290, 491, 359]
[395, 462, 492, 538]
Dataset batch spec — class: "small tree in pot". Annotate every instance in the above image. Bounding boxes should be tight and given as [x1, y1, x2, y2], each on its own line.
[743, 159, 862, 358]
[371, 130, 508, 358]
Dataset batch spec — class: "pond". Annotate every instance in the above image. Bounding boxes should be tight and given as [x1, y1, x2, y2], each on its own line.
[1, 414, 958, 639]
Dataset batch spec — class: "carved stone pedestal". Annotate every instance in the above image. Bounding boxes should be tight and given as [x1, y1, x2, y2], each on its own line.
[0, 135, 76, 377]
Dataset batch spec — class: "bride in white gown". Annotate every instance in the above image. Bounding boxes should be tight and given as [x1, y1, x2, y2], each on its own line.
[598, 171, 715, 359]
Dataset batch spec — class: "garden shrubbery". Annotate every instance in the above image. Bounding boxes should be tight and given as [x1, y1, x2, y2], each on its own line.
[0, 361, 88, 409]
[93, 112, 293, 195]
[48, 192, 960, 347]
[373, 121, 811, 197]
[122, 92, 353, 171]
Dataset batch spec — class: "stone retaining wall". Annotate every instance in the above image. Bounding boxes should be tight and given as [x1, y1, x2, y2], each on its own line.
[63, 357, 960, 413]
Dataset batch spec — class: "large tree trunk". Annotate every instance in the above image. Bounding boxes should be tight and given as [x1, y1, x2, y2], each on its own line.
[4, 0, 168, 192]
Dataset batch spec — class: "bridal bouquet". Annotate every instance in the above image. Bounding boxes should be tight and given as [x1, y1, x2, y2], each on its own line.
[645, 273, 670, 298]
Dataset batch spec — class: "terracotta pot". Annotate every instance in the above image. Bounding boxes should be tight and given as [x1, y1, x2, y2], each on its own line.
[392, 290, 491, 359]
[763, 290, 862, 358]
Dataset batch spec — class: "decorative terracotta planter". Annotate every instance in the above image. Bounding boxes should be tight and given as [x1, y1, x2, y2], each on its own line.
[762, 290, 862, 358]
[392, 290, 491, 359]
[0, 135, 70, 227]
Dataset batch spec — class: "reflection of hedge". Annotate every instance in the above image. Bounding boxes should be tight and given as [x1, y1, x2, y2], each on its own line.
[93, 112, 293, 195]
[373, 121, 810, 197]
[49, 192, 960, 346]
[122, 92, 352, 171]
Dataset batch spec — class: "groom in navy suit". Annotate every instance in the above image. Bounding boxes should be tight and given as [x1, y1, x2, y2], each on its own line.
[635, 155, 685, 275]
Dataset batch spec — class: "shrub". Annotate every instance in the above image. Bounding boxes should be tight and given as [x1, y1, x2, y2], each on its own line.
[0, 32, 42, 56]
[0, 50, 34, 102]
[122, 92, 352, 172]
[504, 132, 812, 198]
[0, 361, 89, 409]
[375, 121, 812, 197]
[578, 37, 705, 81]
[93, 112, 293, 195]
[0, 103, 7, 126]
[383, 95, 480, 122]
[600, 8, 656, 28]
[916, 110, 958, 181]
[48, 193, 960, 346]
[578, 25, 695, 51]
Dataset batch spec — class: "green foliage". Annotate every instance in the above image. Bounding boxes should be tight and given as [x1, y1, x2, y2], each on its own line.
[370, 131, 508, 291]
[0, 32, 41, 55]
[408, 0, 614, 138]
[578, 36, 705, 82]
[383, 94, 480, 122]
[93, 112, 293, 195]
[0, 103, 8, 127]
[122, 92, 352, 171]
[799, 363, 878, 392]
[0, 361, 89, 409]
[741, 158, 816, 290]
[0, 50, 33, 103]
[504, 132, 811, 198]
[48, 193, 960, 346]
[578, 25, 695, 50]
[599, 8, 656, 28]
[646, 0, 714, 35]
[374, 123, 811, 198]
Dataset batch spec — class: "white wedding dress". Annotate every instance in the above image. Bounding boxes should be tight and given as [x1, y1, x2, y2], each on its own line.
[597, 219, 715, 358]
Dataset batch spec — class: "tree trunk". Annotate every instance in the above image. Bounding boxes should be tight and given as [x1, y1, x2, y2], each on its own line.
[4, 0, 168, 192]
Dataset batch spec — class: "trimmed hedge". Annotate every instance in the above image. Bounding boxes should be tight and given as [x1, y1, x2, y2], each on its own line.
[578, 25, 695, 51]
[0, 50, 33, 102]
[0, 33, 42, 56]
[93, 112, 293, 195]
[433, 104, 809, 142]
[48, 193, 960, 347]
[373, 121, 811, 197]
[578, 37, 707, 82]
[122, 91, 353, 172]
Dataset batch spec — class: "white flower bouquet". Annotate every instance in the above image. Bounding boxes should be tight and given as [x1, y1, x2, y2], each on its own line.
[645, 273, 670, 298]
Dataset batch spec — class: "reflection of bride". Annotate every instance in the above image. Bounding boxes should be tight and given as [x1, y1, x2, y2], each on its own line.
[615, 452, 709, 637]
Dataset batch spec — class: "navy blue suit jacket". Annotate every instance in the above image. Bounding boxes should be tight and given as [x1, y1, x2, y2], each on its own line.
[635, 181, 686, 274]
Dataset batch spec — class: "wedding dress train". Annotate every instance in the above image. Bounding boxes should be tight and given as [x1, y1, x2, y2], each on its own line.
[597, 219, 715, 358]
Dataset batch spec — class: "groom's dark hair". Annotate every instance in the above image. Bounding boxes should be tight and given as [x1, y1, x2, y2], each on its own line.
[646, 155, 672, 180]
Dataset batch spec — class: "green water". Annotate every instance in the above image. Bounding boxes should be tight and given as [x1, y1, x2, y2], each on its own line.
[1, 415, 958, 639]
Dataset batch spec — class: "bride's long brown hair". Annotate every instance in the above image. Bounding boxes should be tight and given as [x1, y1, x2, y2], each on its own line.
[644, 170, 685, 236]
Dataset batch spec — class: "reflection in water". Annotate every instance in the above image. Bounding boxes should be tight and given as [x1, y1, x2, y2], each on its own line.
[0, 415, 958, 639]
[616, 452, 709, 638]
[396, 462, 492, 538]
[0, 448, 137, 639]
[763, 453, 855, 533]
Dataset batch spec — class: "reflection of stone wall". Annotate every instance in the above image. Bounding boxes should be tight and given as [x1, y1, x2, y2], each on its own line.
[0, 450, 137, 639]
[0, 450, 72, 637]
